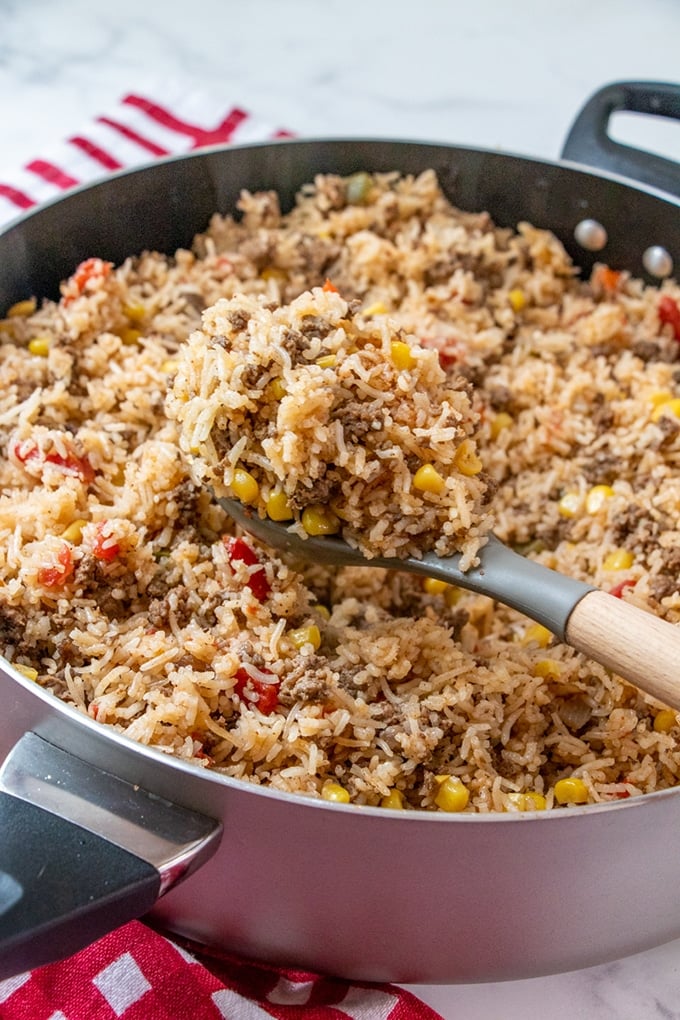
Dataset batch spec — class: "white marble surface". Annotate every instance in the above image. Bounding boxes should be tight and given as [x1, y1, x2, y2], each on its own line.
[2, 0, 680, 1016]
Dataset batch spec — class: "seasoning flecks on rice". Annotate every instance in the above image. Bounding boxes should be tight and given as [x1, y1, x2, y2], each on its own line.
[167, 286, 491, 564]
[1, 169, 680, 813]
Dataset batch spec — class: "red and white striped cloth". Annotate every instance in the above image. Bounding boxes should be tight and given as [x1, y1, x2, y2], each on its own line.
[0, 88, 293, 225]
[0, 921, 442, 1020]
[0, 89, 444, 1020]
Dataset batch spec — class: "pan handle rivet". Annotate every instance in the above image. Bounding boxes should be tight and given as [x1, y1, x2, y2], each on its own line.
[574, 219, 607, 251]
[642, 246, 674, 279]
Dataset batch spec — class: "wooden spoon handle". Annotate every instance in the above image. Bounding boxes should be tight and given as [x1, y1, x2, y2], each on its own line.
[566, 590, 680, 709]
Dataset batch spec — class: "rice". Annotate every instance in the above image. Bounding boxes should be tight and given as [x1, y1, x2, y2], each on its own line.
[166, 286, 491, 564]
[1, 167, 680, 813]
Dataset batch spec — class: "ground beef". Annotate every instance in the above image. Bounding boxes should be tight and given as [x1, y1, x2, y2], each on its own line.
[0, 603, 29, 649]
[631, 339, 664, 363]
[487, 385, 514, 412]
[649, 547, 680, 602]
[148, 586, 194, 629]
[581, 452, 620, 485]
[298, 315, 334, 339]
[609, 505, 659, 552]
[278, 653, 333, 705]
[334, 400, 375, 443]
[226, 309, 249, 332]
[180, 291, 206, 314]
[280, 327, 309, 362]
[289, 473, 339, 511]
[653, 413, 680, 448]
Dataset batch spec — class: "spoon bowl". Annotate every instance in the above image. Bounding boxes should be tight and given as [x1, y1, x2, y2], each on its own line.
[220, 496, 680, 712]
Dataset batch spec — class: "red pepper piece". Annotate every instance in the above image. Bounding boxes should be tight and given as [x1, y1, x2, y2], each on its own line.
[593, 265, 622, 293]
[658, 295, 680, 341]
[609, 578, 635, 599]
[233, 666, 280, 714]
[62, 257, 113, 305]
[224, 535, 271, 601]
[438, 351, 457, 370]
[322, 278, 339, 293]
[45, 450, 95, 483]
[12, 438, 94, 484]
[92, 522, 120, 562]
[37, 543, 74, 588]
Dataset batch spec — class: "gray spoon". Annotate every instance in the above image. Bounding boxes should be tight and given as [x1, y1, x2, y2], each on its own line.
[220, 497, 680, 711]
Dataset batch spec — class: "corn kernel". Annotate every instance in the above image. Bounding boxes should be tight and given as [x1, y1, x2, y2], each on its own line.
[652, 398, 680, 423]
[321, 780, 351, 803]
[650, 390, 673, 408]
[522, 623, 553, 648]
[444, 586, 462, 607]
[381, 789, 405, 809]
[413, 463, 446, 494]
[653, 709, 677, 733]
[301, 505, 340, 536]
[118, 327, 142, 345]
[61, 519, 88, 545]
[453, 439, 483, 477]
[558, 492, 582, 518]
[506, 791, 547, 811]
[316, 354, 337, 369]
[390, 340, 416, 371]
[554, 776, 589, 805]
[508, 288, 527, 312]
[231, 467, 259, 505]
[14, 663, 38, 681]
[266, 378, 287, 401]
[434, 775, 470, 812]
[364, 301, 388, 316]
[314, 604, 331, 621]
[603, 548, 634, 571]
[490, 412, 513, 439]
[265, 490, 293, 521]
[345, 171, 372, 204]
[289, 624, 321, 651]
[27, 335, 51, 357]
[533, 658, 562, 678]
[423, 577, 448, 596]
[161, 359, 179, 373]
[123, 302, 146, 323]
[586, 484, 615, 514]
[260, 266, 287, 282]
[523, 791, 547, 811]
[7, 298, 36, 318]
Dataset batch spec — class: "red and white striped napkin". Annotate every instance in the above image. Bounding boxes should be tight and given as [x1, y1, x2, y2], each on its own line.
[0, 89, 444, 1020]
[0, 88, 293, 225]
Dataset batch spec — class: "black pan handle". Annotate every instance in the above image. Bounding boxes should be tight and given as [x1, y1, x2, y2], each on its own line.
[561, 81, 680, 199]
[0, 791, 160, 977]
[0, 732, 221, 978]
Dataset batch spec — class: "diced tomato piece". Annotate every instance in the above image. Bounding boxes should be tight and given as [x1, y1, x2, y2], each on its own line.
[438, 350, 457, 370]
[10, 438, 40, 466]
[37, 544, 74, 588]
[233, 666, 280, 715]
[593, 265, 622, 293]
[61, 257, 113, 305]
[92, 522, 120, 562]
[223, 535, 271, 601]
[658, 295, 680, 341]
[609, 578, 635, 599]
[322, 278, 339, 293]
[11, 437, 94, 484]
[45, 450, 95, 483]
